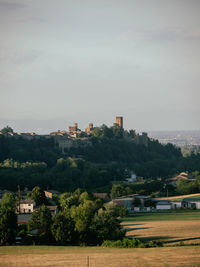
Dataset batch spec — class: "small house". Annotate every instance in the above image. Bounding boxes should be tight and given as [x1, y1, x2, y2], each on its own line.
[16, 200, 36, 214]
[44, 190, 59, 199]
[46, 206, 58, 216]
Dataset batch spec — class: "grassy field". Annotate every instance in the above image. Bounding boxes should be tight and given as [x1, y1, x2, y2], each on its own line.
[123, 220, 200, 245]
[121, 210, 200, 221]
[1, 211, 200, 266]
[1, 246, 200, 267]
[122, 211, 200, 245]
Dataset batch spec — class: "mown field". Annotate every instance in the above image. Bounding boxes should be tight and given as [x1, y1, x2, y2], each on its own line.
[121, 210, 200, 222]
[1, 211, 200, 267]
[0, 246, 200, 267]
[122, 211, 200, 245]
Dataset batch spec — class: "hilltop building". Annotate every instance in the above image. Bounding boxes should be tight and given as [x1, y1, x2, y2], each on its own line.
[50, 130, 68, 136]
[85, 123, 94, 134]
[1, 116, 149, 149]
[68, 123, 82, 138]
[116, 116, 123, 128]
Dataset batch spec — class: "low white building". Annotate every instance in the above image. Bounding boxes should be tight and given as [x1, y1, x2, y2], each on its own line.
[171, 201, 182, 209]
[182, 198, 200, 209]
[125, 171, 137, 182]
[156, 201, 172, 210]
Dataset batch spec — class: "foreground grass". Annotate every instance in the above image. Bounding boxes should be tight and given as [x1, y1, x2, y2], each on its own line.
[1, 246, 200, 266]
[121, 210, 200, 221]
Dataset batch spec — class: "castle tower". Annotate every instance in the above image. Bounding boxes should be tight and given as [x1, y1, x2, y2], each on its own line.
[85, 123, 94, 134]
[116, 116, 123, 128]
[74, 123, 78, 131]
[89, 123, 93, 129]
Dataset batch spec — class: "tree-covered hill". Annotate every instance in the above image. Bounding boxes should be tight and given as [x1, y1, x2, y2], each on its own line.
[0, 125, 200, 192]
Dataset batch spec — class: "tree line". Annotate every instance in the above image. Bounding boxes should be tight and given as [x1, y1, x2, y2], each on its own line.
[0, 189, 126, 246]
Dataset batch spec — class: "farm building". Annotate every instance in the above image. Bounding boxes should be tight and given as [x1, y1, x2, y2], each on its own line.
[112, 194, 152, 212]
[112, 197, 134, 211]
[156, 201, 172, 210]
[182, 198, 200, 209]
[171, 201, 182, 209]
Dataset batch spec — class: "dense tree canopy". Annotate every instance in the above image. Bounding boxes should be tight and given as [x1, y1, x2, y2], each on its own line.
[28, 205, 52, 243]
[25, 189, 126, 245]
[0, 128, 200, 194]
[0, 193, 17, 245]
[31, 186, 46, 206]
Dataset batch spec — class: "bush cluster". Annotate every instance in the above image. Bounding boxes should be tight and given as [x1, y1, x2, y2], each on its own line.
[102, 238, 163, 248]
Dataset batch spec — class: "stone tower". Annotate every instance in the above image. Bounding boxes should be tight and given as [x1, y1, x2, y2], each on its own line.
[116, 116, 123, 128]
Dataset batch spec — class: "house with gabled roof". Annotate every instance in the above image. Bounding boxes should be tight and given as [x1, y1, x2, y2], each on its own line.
[44, 190, 60, 199]
[16, 200, 36, 214]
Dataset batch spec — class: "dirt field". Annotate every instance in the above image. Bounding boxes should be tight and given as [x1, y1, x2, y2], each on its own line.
[124, 220, 200, 245]
[0, 246, 200, 267]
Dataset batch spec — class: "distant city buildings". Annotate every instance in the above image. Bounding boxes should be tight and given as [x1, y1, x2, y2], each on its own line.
[149, 131, 200, 147]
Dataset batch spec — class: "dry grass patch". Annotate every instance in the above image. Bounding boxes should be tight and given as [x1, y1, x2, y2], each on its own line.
[0, 246, 200, 267]
[155, 193, 200, 201]
[124, 220, 200, 245]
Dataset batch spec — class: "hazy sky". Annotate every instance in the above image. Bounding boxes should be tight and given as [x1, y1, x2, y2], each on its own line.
[0, 0, 200, 133]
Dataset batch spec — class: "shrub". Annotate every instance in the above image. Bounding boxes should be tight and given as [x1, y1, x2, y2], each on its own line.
[102, 238, 163, 248]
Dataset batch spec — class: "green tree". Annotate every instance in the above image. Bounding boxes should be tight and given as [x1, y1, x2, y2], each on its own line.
[104, 203, 127, 218]
[90, 208, 125, 244]
[31, 186, 46, 206]
[0, 193, 16, 210]
[0, 193, 17, 245]
[111, 124, 123, 138]
[28, 205, 52, 243]
[79, 191, 92, 203]
[110, 184, 126, 199]
[1, 126, 14, 135]
[51, 211, 75, 245]
[70, 200, 97, 243]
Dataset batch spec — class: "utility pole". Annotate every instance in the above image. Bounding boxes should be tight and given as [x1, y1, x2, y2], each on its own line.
[17, 185, 21, 214]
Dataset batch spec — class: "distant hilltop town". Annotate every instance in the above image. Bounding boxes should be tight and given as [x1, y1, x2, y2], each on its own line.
[0, 117, 149, 152]
[51, 116, 124, 138]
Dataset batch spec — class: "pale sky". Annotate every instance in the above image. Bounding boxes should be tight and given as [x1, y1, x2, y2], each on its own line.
[0, 0, 200, 133]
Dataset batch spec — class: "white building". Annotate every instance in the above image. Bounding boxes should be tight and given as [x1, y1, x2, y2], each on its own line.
[156, 201, 172, 210]
[16, 200, 36, 214]
[125, 171, 137, 182]
[182, 198, 200, 209]
[171, 201, 182, 209]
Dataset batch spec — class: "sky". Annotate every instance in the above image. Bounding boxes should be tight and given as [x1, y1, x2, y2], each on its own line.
[0, 0, 200, 134]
